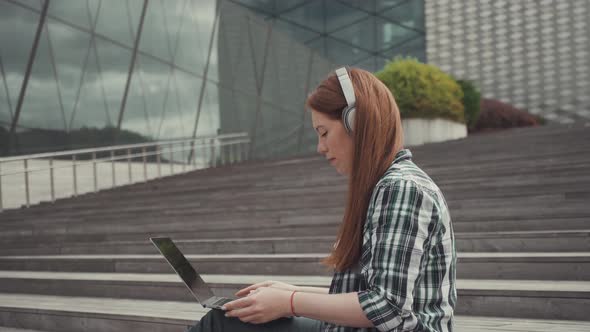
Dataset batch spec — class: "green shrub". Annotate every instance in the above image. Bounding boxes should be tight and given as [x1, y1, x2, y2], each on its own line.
[376, 58, 465, 123]
[456, 79, 481, 129]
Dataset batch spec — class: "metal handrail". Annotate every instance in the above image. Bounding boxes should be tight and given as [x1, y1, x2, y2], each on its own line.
[0, 132, 248, 163]
[0, 137, 249, 177]
[0, 132, 250, 212]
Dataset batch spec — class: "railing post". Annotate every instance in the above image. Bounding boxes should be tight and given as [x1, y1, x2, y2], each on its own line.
[127, 148, 132, 184]
[0, 161, 3, 212]
[210, 138, 216, 167]
[142, 146, 147, 181]
[231, 143, 236, 164]
[236, 142, 242, 163]
[222, 140, 226, 165]
[92, 151, 97, 193]
[220, 140, 225, 166]
[182, 141, 186, 172]
[191, 140, 197, 169]
[157, 145, 161, 177]
[111, 150, 116, 188]
[169, 143, 173, 175]
[49, 158, 55, 202]
[72, 155, 78, 197]
[24, 159, 30, 207]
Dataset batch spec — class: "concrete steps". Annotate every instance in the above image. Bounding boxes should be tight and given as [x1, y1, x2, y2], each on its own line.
[0, 124, 588, 330]
[452, 217, 589, 232]
[3, 172, 589, 223]
[0, 272, 589, 321]
[0, 230, 588, 255]
[3, 293, 590, 332]
[0, 272, 588, 320]
[0, 252, 588, 280]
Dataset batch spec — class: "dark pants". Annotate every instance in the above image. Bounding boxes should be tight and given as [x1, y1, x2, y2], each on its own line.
[186, 309, 322, 332]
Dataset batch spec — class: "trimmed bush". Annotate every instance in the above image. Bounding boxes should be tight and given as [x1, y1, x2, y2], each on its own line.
[376, 58, 465, 123]
[456, 79, 481, 129]
[473, 98, 540, 132]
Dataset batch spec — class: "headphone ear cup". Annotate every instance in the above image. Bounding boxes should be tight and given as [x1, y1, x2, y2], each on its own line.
[342, 106, 355, 134]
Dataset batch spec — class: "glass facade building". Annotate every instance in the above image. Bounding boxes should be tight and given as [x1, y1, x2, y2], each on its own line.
[0, 0, 338, 159]
[4, 0, 585, 161]
[0, 0, 428, 160]
[232, 0, 426, 72]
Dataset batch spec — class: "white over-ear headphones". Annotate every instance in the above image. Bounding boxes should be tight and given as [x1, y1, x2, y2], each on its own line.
[335, 67, 356, 134]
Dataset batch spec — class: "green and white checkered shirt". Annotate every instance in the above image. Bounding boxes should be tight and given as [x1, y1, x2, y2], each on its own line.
[322, 149, 457, 332]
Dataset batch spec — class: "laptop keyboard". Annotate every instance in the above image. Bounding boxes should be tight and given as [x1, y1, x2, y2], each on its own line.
[211, 298, 232, 306]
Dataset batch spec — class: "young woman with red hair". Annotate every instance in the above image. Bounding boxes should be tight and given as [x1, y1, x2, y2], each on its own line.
[187, 67, 457, 332]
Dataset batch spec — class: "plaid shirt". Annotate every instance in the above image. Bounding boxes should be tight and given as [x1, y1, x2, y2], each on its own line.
[322, 149, 457, 332]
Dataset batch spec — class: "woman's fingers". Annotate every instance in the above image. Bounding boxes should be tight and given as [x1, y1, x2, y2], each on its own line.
[225, 287, 287, 325]
[225, 305, 258, 319]
[235, 281, 273, 297]
[235, 285, 258, 297]
[222, 296, 253, 311]
[235, 313, 260, 323]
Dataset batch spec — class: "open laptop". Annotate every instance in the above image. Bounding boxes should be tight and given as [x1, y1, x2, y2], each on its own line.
[150, 237, 233, 309]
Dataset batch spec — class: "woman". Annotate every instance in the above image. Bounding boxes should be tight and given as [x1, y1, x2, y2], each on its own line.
[187, 67, 456, 332]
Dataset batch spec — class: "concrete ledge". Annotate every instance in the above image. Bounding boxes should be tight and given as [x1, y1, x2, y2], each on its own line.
[402, 118, 467, 146]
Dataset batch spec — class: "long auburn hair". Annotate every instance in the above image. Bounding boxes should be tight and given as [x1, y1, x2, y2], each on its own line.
[306, 68, 404, 272]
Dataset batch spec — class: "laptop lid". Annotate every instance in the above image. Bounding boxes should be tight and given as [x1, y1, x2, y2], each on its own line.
[150, 237, 215, 303]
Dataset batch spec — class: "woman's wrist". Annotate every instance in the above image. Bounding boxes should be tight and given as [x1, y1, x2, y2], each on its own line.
[290, 290, 299, 317]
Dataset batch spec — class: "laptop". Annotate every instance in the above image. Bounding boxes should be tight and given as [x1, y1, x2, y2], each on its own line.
[150, 237, 234, 309]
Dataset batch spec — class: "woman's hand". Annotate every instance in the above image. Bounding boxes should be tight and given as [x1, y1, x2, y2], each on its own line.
[223, 287, 292, 324]
[235, 280, 298, 297]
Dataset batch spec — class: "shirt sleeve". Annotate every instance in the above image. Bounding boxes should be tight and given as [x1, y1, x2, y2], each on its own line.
[357, 179, 438, 331]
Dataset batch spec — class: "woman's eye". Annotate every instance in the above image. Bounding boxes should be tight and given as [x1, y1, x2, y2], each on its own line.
[321, 132, 327, 137]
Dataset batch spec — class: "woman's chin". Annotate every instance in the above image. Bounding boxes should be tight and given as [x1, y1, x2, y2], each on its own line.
[335, 167, 348, 177]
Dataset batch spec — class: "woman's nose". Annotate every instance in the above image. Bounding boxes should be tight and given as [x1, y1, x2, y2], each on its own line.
[317, 141, 327, 154]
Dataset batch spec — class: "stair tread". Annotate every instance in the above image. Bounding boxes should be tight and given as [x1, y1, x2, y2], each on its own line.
[1, 294, 590, 331]
[0, 293, 204, 322]
[0, 272, 588, 293]
[1, 252, 589, 259]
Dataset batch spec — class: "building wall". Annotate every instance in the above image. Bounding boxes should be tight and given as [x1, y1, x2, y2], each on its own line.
[425, 0, 590, 123]
[231, 0, 426, 72]
[216, 1, 334, 159]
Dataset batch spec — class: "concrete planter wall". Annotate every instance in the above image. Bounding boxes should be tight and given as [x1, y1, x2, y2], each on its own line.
[402, 118, 467, 146]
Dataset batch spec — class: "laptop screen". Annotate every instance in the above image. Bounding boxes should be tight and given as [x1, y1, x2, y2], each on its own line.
[150, 237, 215, 302]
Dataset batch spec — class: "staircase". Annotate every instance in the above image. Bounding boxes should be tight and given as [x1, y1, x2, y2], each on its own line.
[0, 123, 589, 331]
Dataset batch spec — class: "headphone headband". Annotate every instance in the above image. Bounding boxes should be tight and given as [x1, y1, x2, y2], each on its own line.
[335, 67, 356, 108]
[335, 67, 356, 134]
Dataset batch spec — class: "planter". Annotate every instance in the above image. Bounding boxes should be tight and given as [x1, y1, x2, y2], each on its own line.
[402, 118, 467, 146]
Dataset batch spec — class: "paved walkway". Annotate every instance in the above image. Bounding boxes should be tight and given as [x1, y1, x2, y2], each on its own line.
[0, 159, 206, 210]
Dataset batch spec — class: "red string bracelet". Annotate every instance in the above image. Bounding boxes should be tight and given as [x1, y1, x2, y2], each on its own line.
[290, 290, 299, 317]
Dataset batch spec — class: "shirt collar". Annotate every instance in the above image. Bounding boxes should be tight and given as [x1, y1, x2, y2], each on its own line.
[393, 149, 412, 164]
